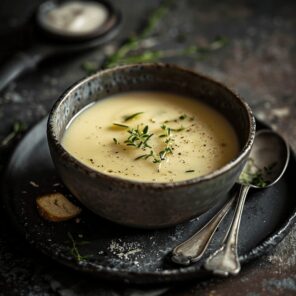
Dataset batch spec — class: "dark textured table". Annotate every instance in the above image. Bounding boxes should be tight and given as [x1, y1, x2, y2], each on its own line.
[0, 0, 295, 295]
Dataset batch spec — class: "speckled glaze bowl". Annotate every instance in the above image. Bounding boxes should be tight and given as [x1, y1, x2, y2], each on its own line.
[47, 63, 255, 228]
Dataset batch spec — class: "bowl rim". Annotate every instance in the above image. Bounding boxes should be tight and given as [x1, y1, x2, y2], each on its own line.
[47, 63, 256, 188]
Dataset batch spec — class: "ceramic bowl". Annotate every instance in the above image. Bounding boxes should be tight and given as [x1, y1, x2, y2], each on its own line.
[47, 63, 255, 228]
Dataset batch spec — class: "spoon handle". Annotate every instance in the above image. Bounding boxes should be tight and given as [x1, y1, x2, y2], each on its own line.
[204, 184, 250, 276]
[0, 47, 44, 93]
[172, 196, 235, 265]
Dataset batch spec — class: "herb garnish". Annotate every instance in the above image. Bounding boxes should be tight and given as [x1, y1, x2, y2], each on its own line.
[125, 125, 153, 149]
[185, 170, 195, 173]
[239, 159, 276, 188]
[159, 124, 171, 138]
[112, 113, 195, 166]
[123, 112, 144, 122]
[113, 123, 129, 128]
[134, 142, 173, 164]
[67, 232, 87, 262]
[82, 0, 228, 72]
[1, 121, 27, 147]
[164, 113, 191, 124]
[134, 124, 174, 164]
[158, 138, 173, 161]
[103, 0, 173, 68]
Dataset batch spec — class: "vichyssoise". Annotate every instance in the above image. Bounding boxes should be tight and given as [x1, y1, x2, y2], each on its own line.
[62, 91, 239, 182]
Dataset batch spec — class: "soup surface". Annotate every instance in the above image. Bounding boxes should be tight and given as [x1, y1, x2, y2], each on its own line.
[62, 92, 240, 182]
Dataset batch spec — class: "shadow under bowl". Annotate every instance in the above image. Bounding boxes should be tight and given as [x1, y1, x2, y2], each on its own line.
[47, 63, 255, 228]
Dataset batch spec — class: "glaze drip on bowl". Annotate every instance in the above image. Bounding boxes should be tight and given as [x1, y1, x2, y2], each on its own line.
[62, 91, 239, 182]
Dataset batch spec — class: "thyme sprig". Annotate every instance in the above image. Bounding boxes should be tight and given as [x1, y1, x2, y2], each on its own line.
[159, 137, 173, 161]
[103, 0, 173, 68]
[104, 38, 228, 68]
[125, 125, 153, 149]
[159, 124, 171, 138]
[67, 232, 87, 263]
[134, 138, 173, 164]
[82, 0, 228, 72]
[134, 124, 174, 163]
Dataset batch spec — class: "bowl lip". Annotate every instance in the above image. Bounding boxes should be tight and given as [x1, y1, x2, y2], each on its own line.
[47, 63, 256, 188]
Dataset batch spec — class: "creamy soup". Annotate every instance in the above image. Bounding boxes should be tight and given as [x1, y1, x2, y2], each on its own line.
[62, 92, 240, 182]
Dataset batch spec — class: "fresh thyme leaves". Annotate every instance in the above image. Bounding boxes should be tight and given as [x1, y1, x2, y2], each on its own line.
[103, 0, 173, 68]
[135, 142, 173, 164]
[239, 159, 276, 188]
[123, 112, 144, 122]
[67, 232, 86, 262]
[81, 0, 228, 73]
[112, 114, 191, 165]
[153, 125, 174, 163]
[116, 123, 174, 164]
[135, 150, 159, 163]
[135, 153, 151, 161]
[104, 39, 228, 67]
[158, 139, 173, 161]
[159, 124, 171, 137]
[185, 170, 195, 173]
[125, 125, 153, 148]
[1, 121, 27, 147]
[113, 123, 129, 128]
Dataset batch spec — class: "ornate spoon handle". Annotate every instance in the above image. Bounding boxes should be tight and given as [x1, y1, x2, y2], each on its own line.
[172, 197, 235, 265]
[204, 185, 250, 276]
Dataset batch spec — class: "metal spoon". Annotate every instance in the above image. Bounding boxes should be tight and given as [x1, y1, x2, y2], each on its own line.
[172, 129, 290, 271]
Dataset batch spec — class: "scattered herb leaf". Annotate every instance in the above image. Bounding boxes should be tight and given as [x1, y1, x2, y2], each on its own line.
[239, 158, 275, 188]
[113, 123, 129, 128]
[185, 170, 195, 173]
[67, 232, 87, 262]
[171, 126, 185, 132]
[179, 114, 187, 120]
[103, 0, 173, 68]
[1, 121, 27, 147]
[123, 112, 144, 122]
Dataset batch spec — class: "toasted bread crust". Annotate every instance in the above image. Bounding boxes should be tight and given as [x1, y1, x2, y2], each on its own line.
[36, 193, 81, 222]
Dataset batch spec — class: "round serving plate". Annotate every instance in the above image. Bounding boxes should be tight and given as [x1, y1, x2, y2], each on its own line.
[2, 117, 296, 284]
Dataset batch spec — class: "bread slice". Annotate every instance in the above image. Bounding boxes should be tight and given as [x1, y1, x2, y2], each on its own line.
[36, 193, 81, 222]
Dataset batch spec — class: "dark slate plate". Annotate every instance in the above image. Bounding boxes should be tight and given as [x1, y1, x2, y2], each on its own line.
[2, 118, 296, 284]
